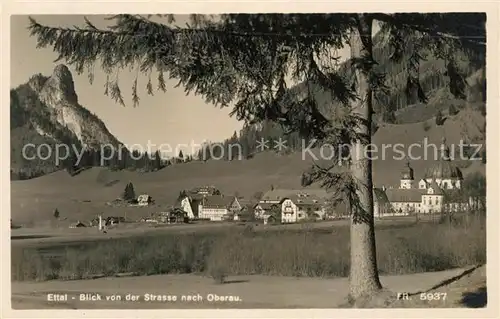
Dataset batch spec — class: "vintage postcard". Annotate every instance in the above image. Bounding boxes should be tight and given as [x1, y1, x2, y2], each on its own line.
[3, 1, 498, 318]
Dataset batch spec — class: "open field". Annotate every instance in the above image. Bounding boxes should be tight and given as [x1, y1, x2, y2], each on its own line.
[12, 216, 486, 284]
[11, 216, 439, 247]
[11, 265, 486, 309]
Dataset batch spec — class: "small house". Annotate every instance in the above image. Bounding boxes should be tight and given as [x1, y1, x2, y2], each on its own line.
[137, 194, 154, 206]
[70, 220, 86, 228]
[168, 208, 189, 224]
[264, 215, 277, 225]
[233, 211, 254, 222]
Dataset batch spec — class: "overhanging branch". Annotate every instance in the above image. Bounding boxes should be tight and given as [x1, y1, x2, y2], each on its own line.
[370, 13, 486, 46]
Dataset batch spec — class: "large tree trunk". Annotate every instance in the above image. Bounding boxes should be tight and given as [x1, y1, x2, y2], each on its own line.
[348, 14, 383, 299]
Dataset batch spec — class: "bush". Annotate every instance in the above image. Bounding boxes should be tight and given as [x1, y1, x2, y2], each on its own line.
[448, 104, 459, 116]
[435, 111, 444, 126]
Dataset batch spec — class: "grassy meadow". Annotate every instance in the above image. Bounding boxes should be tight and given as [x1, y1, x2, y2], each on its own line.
[12, 215, 486, 282]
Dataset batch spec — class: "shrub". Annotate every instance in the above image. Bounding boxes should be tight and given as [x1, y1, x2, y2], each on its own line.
[435, 111, 444, 126]
[448, 104, 459, 116]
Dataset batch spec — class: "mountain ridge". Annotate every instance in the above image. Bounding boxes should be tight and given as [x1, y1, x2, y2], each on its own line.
[10, 64, 124, 179]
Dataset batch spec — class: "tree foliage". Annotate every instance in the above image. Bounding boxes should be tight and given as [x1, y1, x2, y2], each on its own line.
[463, 172, 486, 212]
[435, 110, 444, 125]
[122, 182, 136, 201]
[28, 13, 486, 191]
[448, 104, 458, 116]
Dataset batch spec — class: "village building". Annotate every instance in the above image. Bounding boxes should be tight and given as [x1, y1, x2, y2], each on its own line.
[228, 197, 242, 213]
[197, 195, 235, 221]
[177, 191, 237, 221]
[137, 194, 154, 206]
[255, 187, 399, 222]
[153, 209, 189, 224]
[281, 193, 327, 223]
[69, 220, 86, 228]
[373, 188, 393, 217]
[253, 202, 279, 220]
[168, 208, 189, 223]
[255, 189, 330, 223]
[172, 186, 222, 220]
[178, 196, 196, 219]
[232, 199, 257, 221]
[190, 185, 220, 196]
[174, 192, 204, 220]
[378, 140, 468, 217]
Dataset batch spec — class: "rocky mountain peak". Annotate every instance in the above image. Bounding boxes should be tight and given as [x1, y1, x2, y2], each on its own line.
[39, 64, 78, 105]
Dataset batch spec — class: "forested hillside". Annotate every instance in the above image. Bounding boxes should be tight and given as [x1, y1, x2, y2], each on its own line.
[201, 31, 486, 161]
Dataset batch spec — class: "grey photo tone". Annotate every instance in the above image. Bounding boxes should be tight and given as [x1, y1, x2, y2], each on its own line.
[10, 13, 486, 309]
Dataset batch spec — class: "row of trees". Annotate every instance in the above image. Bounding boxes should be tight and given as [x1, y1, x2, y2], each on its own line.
[196, 121, 309, 161]
[11, 144, 198, 180]
[28, 13, 485, 300]
[70, 145, 202, 171]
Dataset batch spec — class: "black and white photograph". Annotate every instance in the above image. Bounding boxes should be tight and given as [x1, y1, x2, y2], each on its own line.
[6, 6, 492, 314]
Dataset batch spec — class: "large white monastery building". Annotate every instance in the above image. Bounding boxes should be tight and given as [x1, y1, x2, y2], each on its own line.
[376, 139, 468, 217]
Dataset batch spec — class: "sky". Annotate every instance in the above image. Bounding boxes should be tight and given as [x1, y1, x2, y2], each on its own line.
[10, 14, 356, 153]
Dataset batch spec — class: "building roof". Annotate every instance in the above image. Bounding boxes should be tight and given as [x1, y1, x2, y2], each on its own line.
[385, 188, 427, 203]
[254, 202, 280, 210]
[237, 198, 257, 210]
[137, 194, 151, 201]
[425, 161, 463, 180]
[190, 185, 219, 194]
[202, 195, 235, 209]
[418, 178, 429, 186]
[261, 188, 330, 202]
[424, 141, 463, 180]
[71, 221, 86, 227]
[427, 180, 444, 195]
[280, 193, 327, 208]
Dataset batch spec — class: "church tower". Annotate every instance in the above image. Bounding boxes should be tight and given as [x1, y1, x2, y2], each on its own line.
[400, 160, 414, 189]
